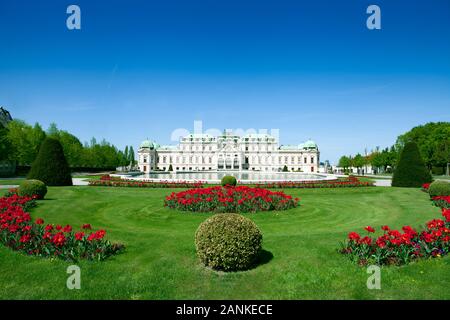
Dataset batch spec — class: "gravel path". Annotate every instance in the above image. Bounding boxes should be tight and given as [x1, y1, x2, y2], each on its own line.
[72, 178, 90, 186]
[0, 185, 19, 189]
[374, 179, 391, 187]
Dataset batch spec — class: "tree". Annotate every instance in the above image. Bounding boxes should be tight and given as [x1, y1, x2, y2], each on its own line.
[124, 146, 129, 164]
[27, 138, 73, 186]
[338, 156, 352, 170]
[396, 122, 450, 173]
[0, 126, 13, 161]
[128, 146, 135, 165]
[6, 120, 46, 165]
[168, 164, 173, 171]
[353, 154, 365, 173]
[282, 165, 288, 172]
[392, 141, 432, 187]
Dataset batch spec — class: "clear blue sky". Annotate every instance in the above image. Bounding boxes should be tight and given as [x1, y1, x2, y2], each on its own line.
[1, 0, 449, 164]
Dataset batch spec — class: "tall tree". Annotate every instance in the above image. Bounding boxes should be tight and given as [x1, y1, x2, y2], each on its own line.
[0, 126, 13, 161]
[338, 156, 351, 170]
[6, 120, 45, 165]
[128, 146, 135, 164]
[396, 122, 450, 173]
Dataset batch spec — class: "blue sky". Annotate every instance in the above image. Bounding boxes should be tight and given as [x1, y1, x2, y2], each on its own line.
[1, 0, 449, 164]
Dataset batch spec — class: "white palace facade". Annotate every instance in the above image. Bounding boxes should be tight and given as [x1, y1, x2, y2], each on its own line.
[138, 131, 319, 173]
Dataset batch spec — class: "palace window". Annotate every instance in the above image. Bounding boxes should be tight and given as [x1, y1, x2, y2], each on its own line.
[311, 157, 314, 164]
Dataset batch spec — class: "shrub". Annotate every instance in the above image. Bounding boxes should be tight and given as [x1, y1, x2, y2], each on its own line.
[221, 175, 237, 187]
[168, 164, 173, 172]
[282, 165, 288, 172]
[195, 213, 262, 271]
[392, 142, 432, 187]
[27, 138, 73, 186]
[18, 180, 47, 200]
[428, 181, 450, 198]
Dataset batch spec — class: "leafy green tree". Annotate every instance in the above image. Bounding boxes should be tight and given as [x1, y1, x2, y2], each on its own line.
[392, 142, 432, 187]
[396, 122, 450, 173]
[0, 126, 13, 161]
[128, 146, 135, 164]
[353, 154, 365, 171]
[338, 156, 352, 170]
[124, 146, 129, 164]
[6, 120, 46, 165]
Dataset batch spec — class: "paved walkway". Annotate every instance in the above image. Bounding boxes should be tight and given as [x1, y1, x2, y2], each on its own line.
[0, 185, 19, 189]
[72, 178, 90, 186]
[373, 179, 391, 187]
[0, 178, 89, 189]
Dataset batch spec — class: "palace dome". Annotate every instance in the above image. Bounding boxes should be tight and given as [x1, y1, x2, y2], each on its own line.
[303, 140, 318, 149]
[140, 140, 154, 149]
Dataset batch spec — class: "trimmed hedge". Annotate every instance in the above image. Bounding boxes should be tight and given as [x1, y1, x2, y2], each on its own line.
[392, 142, 432, 187]
[428, 181, 450, 198]
[195, 213, 262, 271]
[18, 179, 47, 200]
[221, 175, 237, 187]
[27, 138, 73, 186]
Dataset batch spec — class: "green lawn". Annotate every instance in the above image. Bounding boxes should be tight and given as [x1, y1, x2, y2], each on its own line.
[0, 178, 25, 186]
[0, 186, 449, 300]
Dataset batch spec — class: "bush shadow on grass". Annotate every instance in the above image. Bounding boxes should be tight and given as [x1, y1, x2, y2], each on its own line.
[252, 249, 274, 269]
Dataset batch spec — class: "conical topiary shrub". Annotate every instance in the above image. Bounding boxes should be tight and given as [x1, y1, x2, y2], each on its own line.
[27, 137, 73, 186]
[392, 142, 432, 187]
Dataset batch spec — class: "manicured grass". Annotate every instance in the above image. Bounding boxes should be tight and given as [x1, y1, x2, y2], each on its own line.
[0, 186, 449, 299]
[0, 178, 25, 186]
[72, 175, 103, 180]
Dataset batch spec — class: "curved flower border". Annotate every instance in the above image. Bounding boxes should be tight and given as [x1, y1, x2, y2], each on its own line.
[0, 190, 124, 261]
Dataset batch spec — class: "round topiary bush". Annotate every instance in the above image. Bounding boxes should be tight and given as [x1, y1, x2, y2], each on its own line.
[27, 137, 73, 186]
[392, 141, 432, 187]
[428, 181, 450, 198]
[221, 175, 237, 187]
[195, 213, 262, 271]
[18, 179, 47, 200]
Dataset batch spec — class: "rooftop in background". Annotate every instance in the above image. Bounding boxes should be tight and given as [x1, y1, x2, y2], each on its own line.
[0, 107, 13, 128]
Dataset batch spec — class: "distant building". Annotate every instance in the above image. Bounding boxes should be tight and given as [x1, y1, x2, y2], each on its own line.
[0, 107, 13, 128]
[138, 130, 320, 173]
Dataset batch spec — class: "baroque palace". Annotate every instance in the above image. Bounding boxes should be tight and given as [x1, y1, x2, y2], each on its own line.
[138, 131, 319, 173]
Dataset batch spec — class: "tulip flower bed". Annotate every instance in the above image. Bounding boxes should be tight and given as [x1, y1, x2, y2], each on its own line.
[90, 179, 204, 189]
[253, 177, 373, 189]
[422, 183, 431, 192]
[0, 192, 123, 261]
[432, 196, 450, 209]
[340, 208, 450, 266]
[164, 186, 299, 213]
